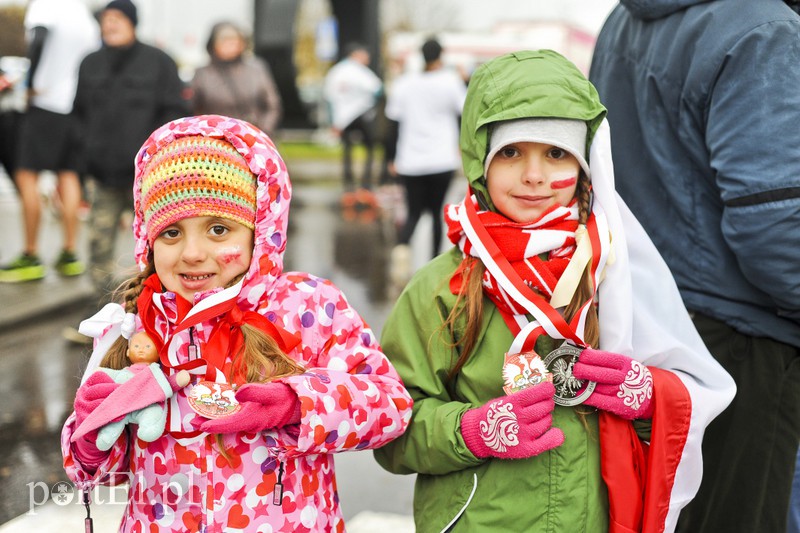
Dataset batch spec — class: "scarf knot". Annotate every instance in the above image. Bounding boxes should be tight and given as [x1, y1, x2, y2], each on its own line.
[445, 197, 580, 315]
[137, 273, 301, 385]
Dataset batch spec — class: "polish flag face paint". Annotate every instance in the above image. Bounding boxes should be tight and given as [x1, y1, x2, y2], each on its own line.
[216, 246, 243, 265]
[551, 176, 577, 190]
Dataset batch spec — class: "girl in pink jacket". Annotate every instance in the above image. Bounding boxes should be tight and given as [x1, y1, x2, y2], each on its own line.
[61, 114, 413, 532]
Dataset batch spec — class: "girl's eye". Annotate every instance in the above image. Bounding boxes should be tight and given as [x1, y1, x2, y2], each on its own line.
[548, 147, 568, 159]
[159, 228, 180, 239]
[498, 146, 519, 158]
[210, 225, 229, 236]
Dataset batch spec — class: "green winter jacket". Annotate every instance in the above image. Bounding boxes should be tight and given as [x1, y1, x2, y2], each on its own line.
[374, 250, 607, 532]
[374, 50, 610, 532]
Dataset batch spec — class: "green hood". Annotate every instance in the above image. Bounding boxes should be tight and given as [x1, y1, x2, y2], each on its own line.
[460, 49, 607, 209]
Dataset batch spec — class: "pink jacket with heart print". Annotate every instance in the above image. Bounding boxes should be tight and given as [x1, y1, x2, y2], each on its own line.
[61, 115, 413, 533]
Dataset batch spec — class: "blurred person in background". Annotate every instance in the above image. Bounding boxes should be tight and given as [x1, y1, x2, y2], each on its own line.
[589, 1, 800, 532]
[63, 0, 188, 344]
[0, 0, 99, 283]
[191, 21, 282, 138]
[323, 42, 383, 195]
[384, 37, 466, 286]
[0, 62, 21, 186]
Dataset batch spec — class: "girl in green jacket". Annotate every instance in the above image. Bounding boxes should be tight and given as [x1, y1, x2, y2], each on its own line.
[374, 50, 735, 533]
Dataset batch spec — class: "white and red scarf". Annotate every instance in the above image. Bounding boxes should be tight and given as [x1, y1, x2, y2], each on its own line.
[445, 199, 579, 313]
[444, 191, 611, 352]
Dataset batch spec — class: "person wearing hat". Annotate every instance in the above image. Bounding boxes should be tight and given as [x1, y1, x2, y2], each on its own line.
[374, 50, 735, 532]
[64, 0, 189, 343]
[60, 114, 412, 532]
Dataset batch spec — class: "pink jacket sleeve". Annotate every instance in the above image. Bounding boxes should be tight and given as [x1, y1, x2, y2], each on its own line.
[277, 281, 412, 456]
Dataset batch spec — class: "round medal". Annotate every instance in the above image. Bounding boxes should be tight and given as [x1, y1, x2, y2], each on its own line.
[543, 343, 596, 406]
[502, 351, 552, 396]
[188, 380, 242, 419]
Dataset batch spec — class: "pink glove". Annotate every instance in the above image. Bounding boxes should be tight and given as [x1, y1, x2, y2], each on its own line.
[191, 382, 302, 434]
[572, 348, 654, 420]
[72, 372, 121, 468]
[460, 382, 564, 460]
[72, 365, 188, 443]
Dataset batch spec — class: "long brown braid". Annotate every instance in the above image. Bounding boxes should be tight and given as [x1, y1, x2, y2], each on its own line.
[561, 172, 600, 348]
[100, 262, 157, 370]
[442, 171, 598, 391]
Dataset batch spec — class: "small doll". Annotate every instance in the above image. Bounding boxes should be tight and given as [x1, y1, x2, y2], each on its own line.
[72, 331, 189, 450]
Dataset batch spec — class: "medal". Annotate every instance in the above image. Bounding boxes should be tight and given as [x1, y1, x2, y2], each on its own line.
[187, 380, 242, 419]
[543, 343, 596, 406]
[502, 351, 552, 395]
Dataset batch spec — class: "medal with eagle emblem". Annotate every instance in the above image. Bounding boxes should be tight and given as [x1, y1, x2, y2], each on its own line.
[543, 342, 596, 406]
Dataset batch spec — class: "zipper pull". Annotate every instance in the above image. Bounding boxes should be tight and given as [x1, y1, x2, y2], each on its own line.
[273, 461, 284, 506]
[82, 489, 93, 533]
[188, 326, 198, 360]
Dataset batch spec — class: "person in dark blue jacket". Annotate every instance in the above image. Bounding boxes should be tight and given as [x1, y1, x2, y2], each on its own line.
[589, 1, 800, 532]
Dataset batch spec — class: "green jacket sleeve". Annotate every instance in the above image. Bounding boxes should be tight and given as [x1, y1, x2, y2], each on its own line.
[374, 251, 485, 475]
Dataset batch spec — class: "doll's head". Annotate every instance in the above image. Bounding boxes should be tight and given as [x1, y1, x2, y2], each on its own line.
[127, 331, 158, 365]
[139, 135, 257, 301]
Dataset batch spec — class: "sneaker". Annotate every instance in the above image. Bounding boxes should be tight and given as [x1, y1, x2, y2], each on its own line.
[0, 253, 46, 282]
[54, 250, 85, 277]
[62, 326, 93, 345]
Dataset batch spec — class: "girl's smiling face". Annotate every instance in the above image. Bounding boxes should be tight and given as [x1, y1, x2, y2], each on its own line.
[486, 141, 581, 223]
[153, 216, 254, 302]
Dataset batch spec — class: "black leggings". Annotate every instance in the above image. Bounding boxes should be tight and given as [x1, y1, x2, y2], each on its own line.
[397, 170, 454, 258]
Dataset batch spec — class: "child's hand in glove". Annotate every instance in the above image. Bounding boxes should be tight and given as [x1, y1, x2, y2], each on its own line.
[572, 348, 654, 419]
[71, 365, 189, 444]
[191, 382, 301, 434]
[460, 382, 564, 459]
[71, 371, 121, 467]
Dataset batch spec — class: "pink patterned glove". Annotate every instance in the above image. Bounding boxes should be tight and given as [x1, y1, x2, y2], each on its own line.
[72, 371, 121, 468]
[572, 348, 654, 420]
[460, 382, 564, 460]
[191, 382, 301, 434]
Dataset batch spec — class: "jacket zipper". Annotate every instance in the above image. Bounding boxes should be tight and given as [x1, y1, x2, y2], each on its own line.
[188, 326, 198, 360]
[273, 461, 285, 505]
[440, 473, 478, 532]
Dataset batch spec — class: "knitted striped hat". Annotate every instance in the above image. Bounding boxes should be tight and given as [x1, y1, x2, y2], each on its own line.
[140, 136, 257, 244]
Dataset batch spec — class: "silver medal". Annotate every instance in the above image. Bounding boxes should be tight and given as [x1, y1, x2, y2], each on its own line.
[543, 342, 596, 406]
